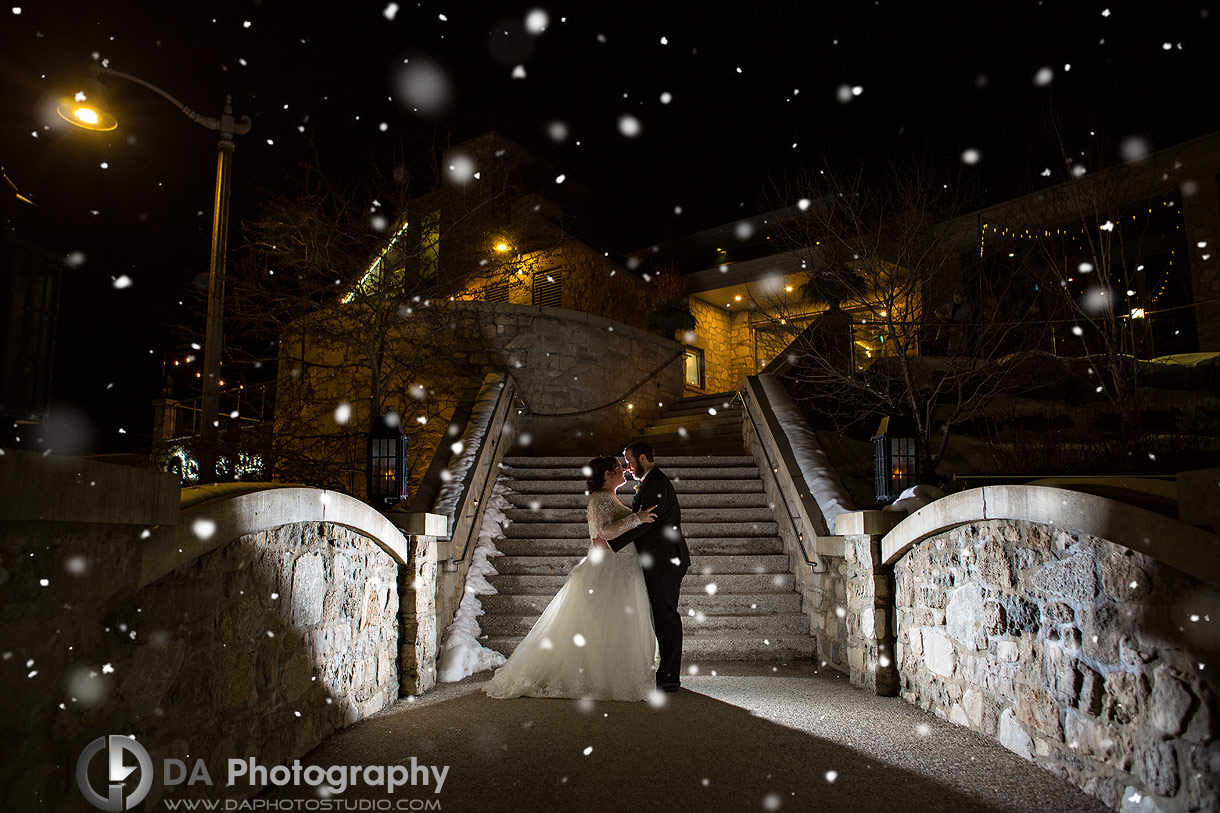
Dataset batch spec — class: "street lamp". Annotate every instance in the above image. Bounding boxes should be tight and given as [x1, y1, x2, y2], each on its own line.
[58, 64, 251, 483]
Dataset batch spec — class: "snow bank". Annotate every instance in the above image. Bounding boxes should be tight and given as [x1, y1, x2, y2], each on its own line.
[758, 375, 856, 534]
[432, 373, 506, 521]
[889, 483, 946, 514]
[435, 480, 511, 682]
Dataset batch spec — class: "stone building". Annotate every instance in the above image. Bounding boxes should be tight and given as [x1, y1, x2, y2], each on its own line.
[272, 130, 1220, 504]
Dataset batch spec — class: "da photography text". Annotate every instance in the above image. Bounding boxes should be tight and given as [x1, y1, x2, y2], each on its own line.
[227, 758, 449, 794]
[77, 735, 448, 810]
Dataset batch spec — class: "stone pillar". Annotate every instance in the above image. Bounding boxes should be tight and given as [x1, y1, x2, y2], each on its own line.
[843, 533, 898, 695]
[1181, 171, 1220, 351]
[397, 534, 438, 696]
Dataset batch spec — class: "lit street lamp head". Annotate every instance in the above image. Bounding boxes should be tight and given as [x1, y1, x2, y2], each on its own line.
[56, 77, 118, 131]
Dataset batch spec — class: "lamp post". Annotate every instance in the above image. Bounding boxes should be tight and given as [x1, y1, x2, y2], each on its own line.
[58, 65, 251, 483]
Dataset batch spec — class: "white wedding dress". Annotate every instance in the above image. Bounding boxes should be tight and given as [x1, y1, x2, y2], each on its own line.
[483, 489, 659, 700]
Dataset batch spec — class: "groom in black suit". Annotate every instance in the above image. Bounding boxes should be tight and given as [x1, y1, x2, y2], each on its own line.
[609, 440, 691, 692]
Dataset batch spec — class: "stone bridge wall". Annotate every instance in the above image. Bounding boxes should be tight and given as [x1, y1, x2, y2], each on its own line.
[1, 518, 399, 811]
[894, 519, 1220, 811]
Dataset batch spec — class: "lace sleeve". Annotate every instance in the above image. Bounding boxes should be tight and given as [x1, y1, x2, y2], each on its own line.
[587, 492, 640, 541]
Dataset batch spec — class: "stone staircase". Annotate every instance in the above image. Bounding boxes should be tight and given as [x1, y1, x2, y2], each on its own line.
[639, 391, 748, 456]
[480, 393, 817, 662]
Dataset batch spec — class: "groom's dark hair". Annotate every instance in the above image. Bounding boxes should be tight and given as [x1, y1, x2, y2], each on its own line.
[624, 440, 655, 462]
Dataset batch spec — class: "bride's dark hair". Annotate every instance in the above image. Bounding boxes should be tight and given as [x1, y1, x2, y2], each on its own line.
[585, 455, 618, 492]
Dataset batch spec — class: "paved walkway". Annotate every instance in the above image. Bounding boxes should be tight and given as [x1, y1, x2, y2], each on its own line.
[263, 661, 1107, 812]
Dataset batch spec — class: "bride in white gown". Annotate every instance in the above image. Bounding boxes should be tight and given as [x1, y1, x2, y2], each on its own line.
[483, 456, 660, 700]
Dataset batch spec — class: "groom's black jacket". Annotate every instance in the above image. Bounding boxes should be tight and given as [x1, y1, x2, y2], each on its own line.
[609, 468, 691, 571]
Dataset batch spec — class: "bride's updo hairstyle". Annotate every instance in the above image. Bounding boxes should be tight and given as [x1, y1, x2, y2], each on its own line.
[585, 455, 618, 492]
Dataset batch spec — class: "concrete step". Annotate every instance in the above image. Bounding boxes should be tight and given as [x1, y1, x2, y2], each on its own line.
[650, 440, 748, 453]
[503, 492, 771, 509]
[501, 455, 754, 468]
[482, 633, 817, 661]
[487, 571, 796, 594]
[494, 537, 785, 556]
[501, 506, 777, 524]
[480, 591, 803, 616]
[502, 521, 779, 539]
[503, 465, 759, 480]
[481, 610, 810, 637]
[665, 394, 740, 413]
[492, 554, 791, 576]
[650, 443, 749, 457]
[658, 406, 742, 422]
[639, 424, 742, 441]
[503, 479, 765, 495]
[646, 413, 742, 430]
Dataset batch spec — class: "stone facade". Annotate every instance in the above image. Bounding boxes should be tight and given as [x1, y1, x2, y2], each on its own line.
[398, 535, 439, 696]
[799, 552, 850, 673]
[894, 519, 1220, 811]
[687, 298, 755, 393]
[277, 300, 687, 503]
[791, 533, 898, 694]
[0, 520, 401, 811]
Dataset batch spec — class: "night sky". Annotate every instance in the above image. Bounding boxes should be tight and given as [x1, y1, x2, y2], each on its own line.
[1, 1, 1217, 454]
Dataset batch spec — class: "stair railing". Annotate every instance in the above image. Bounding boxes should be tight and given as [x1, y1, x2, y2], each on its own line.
[428, 372, 520, 571]
[736, 376, 839, 572]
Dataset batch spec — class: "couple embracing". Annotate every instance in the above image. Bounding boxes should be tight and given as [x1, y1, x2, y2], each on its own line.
[484, 441, 691, 701]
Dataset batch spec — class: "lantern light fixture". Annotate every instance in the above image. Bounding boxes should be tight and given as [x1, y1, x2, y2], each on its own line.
[367, 411, 409, 508]
[872, 416, 918, 504]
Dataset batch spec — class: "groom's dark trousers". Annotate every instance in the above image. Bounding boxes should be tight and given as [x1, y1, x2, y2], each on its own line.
[610, 467, 690, 688]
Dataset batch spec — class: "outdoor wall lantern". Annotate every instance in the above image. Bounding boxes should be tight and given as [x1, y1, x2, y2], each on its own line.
[367, 412, 408, 508]
[872, 416, 917, 503]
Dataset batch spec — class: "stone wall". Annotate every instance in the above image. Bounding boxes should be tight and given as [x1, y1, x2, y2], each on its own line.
[894, 519, 1220, 811]
[741, 408, 846, 670]
[0, 520, 401, 811]
[277, 300, 686, 502]
[397, 535, 439, 696]
[481, 303, 685, 452]
[687, 299, 755, 393]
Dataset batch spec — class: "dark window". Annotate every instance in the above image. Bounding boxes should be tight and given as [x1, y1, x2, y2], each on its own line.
[532, 268, 563, 308]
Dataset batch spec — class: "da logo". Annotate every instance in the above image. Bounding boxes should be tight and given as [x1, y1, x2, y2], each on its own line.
[76, 735, 153, 811]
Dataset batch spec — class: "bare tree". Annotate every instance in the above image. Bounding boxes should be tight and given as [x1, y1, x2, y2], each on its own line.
[220, 146, 557, 494]
[1013, 133, 1189, 442]
[759, 162, 1047, 484]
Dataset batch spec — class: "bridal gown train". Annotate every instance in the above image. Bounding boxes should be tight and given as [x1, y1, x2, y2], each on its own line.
[483, 489, 659, 700]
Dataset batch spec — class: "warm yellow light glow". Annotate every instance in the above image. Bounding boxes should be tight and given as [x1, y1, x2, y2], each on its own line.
[785, 286, 793, 292]
[56, 95, 118, 131]
[734, 295, 742, 301]
[494, 242, 510, 252]
[1131, 308, 1146, 319]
